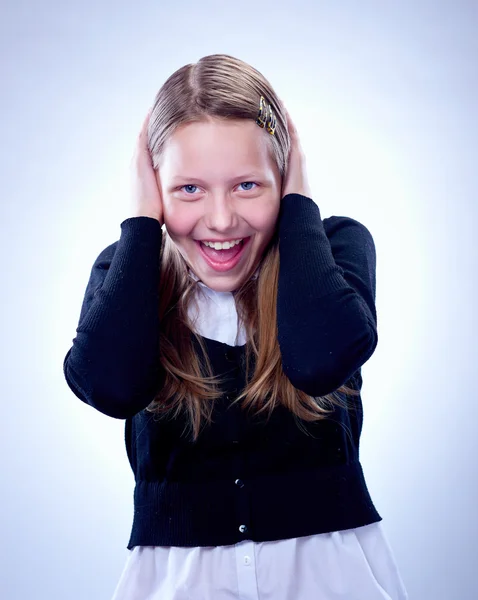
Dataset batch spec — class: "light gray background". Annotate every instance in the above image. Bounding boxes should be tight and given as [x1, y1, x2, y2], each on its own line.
[1, 1, 476, 598]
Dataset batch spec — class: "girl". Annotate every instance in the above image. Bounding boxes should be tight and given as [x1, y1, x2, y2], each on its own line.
[63, 54, 408, 600]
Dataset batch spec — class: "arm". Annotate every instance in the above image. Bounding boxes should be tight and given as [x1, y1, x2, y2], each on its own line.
[277, 194, 378, 397]
[63, 216, 163, 419]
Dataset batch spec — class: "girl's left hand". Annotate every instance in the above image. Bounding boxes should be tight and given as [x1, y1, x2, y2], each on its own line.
[280, 103, 313, 200]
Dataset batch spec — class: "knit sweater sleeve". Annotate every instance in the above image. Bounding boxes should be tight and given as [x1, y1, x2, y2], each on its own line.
[63, 217, 163, 419]
[277, 193, 378, 397]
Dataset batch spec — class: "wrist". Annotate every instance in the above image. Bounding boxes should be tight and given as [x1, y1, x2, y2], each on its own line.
[131, 211, 163, 224]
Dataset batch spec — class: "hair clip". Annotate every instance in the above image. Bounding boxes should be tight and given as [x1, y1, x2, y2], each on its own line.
[256, 95, 276, 135]
[256, 95, 268, 129]
[266, 105, 276, 135]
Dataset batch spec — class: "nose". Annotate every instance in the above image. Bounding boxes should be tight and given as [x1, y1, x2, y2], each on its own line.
[203, 193, 239, 233]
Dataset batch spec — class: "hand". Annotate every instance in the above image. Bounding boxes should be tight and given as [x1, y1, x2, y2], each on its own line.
[129, 109, 164, 224]
[280, 103, 312, 200]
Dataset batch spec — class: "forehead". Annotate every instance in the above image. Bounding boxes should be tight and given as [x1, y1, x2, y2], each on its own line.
[158, 118, 274, 177]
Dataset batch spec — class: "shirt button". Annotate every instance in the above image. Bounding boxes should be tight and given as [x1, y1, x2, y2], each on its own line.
[244, 556, 251, 565]
[239, 524, 248, 533]
[235, 478, 245, 488]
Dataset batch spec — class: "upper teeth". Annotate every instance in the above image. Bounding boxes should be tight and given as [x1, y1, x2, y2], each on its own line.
[202, 239, 243, 250]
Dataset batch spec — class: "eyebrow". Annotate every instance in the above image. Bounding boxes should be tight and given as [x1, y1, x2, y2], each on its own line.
[170, 173, 265, 184]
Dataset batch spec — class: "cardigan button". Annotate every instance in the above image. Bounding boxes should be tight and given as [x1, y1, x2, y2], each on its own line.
[239, 524, 248, 533]
[235, 478, 245, 488]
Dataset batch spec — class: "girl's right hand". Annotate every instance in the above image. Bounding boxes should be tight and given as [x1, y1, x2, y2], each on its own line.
[129, 110, 164, 224]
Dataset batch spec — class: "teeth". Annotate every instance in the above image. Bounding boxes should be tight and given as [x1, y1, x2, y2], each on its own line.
[202, 238, 243, 250]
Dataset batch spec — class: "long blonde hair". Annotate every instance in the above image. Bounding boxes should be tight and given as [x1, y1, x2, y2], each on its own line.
[146, 54, 359, 440]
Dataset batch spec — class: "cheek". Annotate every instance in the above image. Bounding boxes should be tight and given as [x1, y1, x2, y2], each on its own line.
[163, 195, 280, 236]
[163, 198, 200, 237]
[246, 199, 280, 233]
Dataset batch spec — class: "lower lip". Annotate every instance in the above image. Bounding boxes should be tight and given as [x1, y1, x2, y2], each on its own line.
[196, 238, 251, 272]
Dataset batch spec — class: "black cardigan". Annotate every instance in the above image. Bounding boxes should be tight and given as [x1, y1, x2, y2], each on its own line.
[63, 194, 381, 549]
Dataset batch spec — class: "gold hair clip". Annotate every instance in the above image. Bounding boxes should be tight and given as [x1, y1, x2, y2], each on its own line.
[256, 95, 276, 135]
[266, 104, 276, 135]
[256, 96, 267, 128]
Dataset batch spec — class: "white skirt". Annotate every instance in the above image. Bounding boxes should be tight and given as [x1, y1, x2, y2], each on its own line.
[110, 522, 408, 600]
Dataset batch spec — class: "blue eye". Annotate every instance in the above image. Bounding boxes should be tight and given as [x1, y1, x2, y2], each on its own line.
[239, 182, 257, 191]
[180, 182, 257, 195]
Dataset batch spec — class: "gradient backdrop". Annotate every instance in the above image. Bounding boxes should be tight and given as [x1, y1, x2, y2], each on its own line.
[1, 1, 476, 598]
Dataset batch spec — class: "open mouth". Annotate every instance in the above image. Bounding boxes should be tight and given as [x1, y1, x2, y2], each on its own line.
[195, 237, 251, 272]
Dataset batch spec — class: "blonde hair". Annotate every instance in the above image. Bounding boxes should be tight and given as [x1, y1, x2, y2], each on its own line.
[146, 53, 359, 440]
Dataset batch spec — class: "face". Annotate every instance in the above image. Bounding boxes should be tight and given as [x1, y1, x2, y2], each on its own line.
[156, 117, 282, 292]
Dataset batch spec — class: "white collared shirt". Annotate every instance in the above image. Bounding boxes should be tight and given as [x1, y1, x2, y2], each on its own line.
[111, 276, 408, 600]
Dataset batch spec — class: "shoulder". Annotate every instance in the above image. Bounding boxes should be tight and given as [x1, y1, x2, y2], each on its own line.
[322, 215, 376, 254]
[92, 241, 119, 269]
[323, 215, 374, 241]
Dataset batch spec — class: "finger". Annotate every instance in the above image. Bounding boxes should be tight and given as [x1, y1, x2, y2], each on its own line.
[282, 107, 297, 137]
[139, 108, 152, 139]
[138, 111, 154, 156]
[286, 112, 297, 135]
[131, 109, 152, 165]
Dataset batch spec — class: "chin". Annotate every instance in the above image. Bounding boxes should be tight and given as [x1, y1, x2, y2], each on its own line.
[200, 273, 246, 293]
